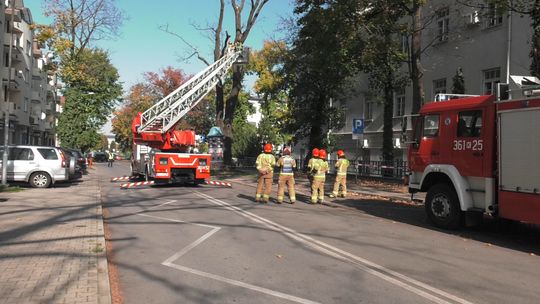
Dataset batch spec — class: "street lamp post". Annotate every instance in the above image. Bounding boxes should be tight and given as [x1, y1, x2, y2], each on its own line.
[2, 0, 16, 186]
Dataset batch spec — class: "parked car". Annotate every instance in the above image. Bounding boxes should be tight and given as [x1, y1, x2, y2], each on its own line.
[0, 145, 70, 188]
[93, 152, 108, 162]
[65, 148, 87, 174]
[57, 148, 82, 180]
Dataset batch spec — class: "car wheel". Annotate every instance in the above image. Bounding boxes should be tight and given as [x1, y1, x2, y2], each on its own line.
[29, 172, 52, 188]
[425, 183, 462, 229]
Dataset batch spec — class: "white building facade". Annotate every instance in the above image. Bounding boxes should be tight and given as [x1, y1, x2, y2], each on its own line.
[0, 0, 57, 146]
[331, 1, 533, 166]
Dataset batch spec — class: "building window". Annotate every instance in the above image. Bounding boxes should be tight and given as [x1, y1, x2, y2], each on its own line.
[433, 78, 447, 99]
[365, 102, 373, 120]
[395, 88, 406, 117]
[485, 3, 503, 28]
[26, 40, 31, 56]
[483, 68, 500, 94]
[437, 8, 450, 42]
[401, 34, 409, 53]
[24, 98, 28, 112]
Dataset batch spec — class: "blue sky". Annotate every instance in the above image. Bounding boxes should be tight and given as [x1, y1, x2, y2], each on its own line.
[27, 0, 294, 90]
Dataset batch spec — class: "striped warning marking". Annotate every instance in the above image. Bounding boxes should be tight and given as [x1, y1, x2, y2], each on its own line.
[110, 176, 137, 182]
[120, 180, 155, 189]
[204, 180, 232, 187]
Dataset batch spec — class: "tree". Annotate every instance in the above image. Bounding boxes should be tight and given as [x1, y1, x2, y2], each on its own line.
[39, 0, 125, 58]
[360, 2, 409, 165]
[285, 1, 360, 152]
[161, 0, 271, 166]
[452, 68, 465, 94]
[57, 48, 122, 152]
[35, 0, 125, 152]
[249, 41, 291, 147]
[111, 67, 195, 152]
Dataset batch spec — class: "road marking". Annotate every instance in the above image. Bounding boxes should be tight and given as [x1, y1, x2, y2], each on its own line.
[137, 205, 321, 304]
[195, 191, 475, 304]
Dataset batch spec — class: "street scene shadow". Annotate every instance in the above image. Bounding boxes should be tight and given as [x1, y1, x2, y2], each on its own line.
[334, 197, 540, 255]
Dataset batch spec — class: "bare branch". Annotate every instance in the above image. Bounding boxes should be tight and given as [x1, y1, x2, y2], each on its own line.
[159, 24, 211, 66]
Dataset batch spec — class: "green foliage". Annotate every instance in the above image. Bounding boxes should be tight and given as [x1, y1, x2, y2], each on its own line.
[232, 93, 259, 158]
[56, 49, 122, 152]
[286, 1, 359, 150]
[249, 41, 292, 147]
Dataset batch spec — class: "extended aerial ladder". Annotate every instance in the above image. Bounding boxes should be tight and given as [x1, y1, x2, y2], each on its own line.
[130, 43, 247, 183]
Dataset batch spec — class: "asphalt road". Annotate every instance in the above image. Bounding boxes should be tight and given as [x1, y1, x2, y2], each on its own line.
[99, 161, 540, 304]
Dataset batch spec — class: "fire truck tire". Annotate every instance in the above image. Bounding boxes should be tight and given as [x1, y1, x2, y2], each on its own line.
[425, 183, 462, 229]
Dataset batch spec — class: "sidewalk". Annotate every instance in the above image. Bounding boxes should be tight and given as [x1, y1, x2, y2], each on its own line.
[221, 169, 424, 203]
[0, 173, 110, 304]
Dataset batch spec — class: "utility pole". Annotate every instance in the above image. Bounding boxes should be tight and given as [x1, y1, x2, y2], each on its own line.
[2, 0, 16, 186]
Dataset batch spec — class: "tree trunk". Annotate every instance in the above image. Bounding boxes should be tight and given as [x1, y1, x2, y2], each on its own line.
[411, 1, 424, 114]
[222, 64, 244, 166]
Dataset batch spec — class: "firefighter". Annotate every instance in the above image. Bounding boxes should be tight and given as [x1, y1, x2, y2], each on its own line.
[311, 149, 329, 204]
[307, 148, 320, 186]
[330, 150, 350, 198]
[255, 143, 276, 203]
[275, 147, 296, 204]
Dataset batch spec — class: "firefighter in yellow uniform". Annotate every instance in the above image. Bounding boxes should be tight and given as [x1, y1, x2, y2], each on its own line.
[330, 150, 350, 198]
[255, 143, 276, 203]
[307, 148, 319, 186]
[275, 147, 296, 204]
[311, 149, 329, 204]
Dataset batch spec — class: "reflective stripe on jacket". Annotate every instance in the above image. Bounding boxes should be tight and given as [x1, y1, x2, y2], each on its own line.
[336, 158, 350, 176]
[256, 153, 276, 173]
[277, 155, 296, 175]
[313, 159, 328, 179]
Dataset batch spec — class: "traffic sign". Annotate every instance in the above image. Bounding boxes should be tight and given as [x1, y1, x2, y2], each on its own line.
[352, 118, 364, 140]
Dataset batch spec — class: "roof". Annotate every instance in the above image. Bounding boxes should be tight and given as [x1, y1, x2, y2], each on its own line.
[420, 95, 495, 114]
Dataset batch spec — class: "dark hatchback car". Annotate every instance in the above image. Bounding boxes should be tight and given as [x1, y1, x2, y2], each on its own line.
[57, 148, 83, 180]
[66, 149, 87, 174]
[93, 152, 108, 162]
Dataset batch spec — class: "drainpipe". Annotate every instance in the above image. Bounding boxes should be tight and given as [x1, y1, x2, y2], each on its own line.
[506, 4, 512, 84]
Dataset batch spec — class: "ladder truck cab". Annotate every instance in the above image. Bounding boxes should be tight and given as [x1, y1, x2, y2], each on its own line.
[130, 43, 248, 184]
[408, 76, 540, 229]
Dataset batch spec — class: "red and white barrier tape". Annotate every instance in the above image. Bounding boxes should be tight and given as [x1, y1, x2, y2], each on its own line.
[111, 176, 137, 182]
[205, 180, 232, 187]
[120, 180, 155, 189]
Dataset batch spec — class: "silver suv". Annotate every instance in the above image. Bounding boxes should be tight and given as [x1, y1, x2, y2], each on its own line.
[0, 145, 70, 188]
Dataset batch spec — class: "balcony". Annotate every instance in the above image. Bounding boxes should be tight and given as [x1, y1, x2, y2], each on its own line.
[31, 91, 42, 103]
[32, 66, 43, 79]
[5, 7, 22, 22]
[2, 68, 21, 91]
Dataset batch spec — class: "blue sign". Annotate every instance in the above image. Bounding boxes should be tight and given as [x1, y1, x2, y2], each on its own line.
[352, 118, 364, 134]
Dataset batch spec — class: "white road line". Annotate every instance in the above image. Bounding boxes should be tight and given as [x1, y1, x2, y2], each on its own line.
[137, 207, 321, 304]
[136, 200, 177, 213]
[164, 263, 321, 304]
[195, 191, 475, 304]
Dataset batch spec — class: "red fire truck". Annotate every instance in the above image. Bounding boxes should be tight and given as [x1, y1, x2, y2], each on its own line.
[408, 76, 540, 228]
[130, 43, 246, 184]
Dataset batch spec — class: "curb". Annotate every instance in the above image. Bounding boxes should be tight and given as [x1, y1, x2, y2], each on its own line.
[96, 177, 112, 304]
[224, 176, 417, 203]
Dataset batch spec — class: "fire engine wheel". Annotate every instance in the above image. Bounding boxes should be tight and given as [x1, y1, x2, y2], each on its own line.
[425, 183, 462, 229]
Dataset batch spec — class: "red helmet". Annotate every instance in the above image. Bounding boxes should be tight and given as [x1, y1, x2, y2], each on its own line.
[337, 150, 345, 157]
[312, 148, 320, 157]
[283, 147, 291, 155]
[319, 149, 327, 159]
[264, 143, 272, 153]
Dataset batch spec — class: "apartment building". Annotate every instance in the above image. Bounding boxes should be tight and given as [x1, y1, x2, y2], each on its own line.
[0, 0, 56, 146]
[331, 1, 533, 164]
